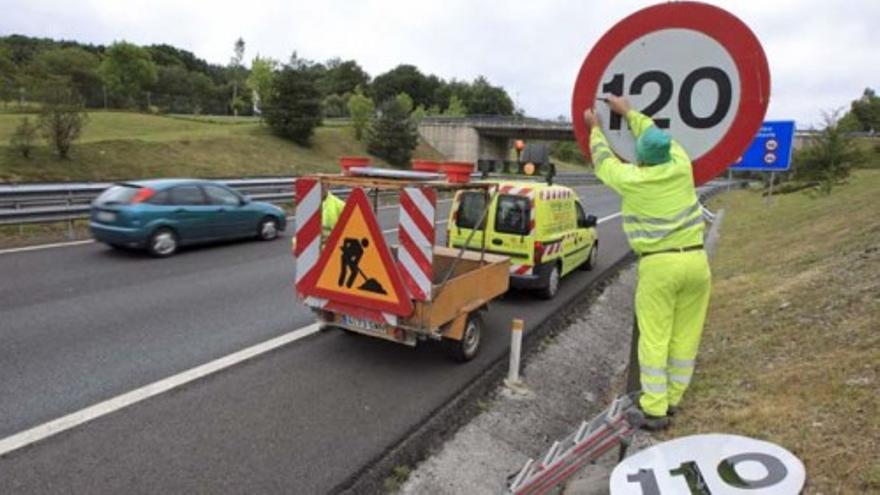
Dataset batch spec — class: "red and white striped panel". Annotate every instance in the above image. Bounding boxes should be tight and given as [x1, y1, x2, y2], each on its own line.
[510, 264, 533, 276]
[544, 240, 563, 257]
[540, 188, 573, 200]
[294, 178, 322, 295]
[498, 185, 533, 196]
[398, 187, 436, 301]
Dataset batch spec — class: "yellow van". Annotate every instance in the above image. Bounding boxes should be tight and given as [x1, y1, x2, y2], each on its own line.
[447, 181, 598, 299]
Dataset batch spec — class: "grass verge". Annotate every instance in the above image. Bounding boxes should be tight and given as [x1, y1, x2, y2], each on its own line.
[666, 169, 880, 493]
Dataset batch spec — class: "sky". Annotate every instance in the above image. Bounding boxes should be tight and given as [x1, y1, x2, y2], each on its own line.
[1, 0, 877, 127]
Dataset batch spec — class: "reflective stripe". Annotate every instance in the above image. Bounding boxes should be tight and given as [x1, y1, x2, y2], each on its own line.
[670, 374, 692, 385]
[640, 366, 667, 377]
[623, 202, 701, 227]
[641, 382, 667, 393]
[669, 358, 695, 368]
[593, 151, 614, 164]
[626, 215, 704, 240]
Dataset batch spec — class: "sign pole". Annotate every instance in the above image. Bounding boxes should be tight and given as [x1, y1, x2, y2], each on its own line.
[727, 169, 733, 192]
[766, 171, 776, 207]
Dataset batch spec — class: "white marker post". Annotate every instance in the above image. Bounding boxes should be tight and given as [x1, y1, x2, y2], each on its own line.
[507, 319, 524, 384]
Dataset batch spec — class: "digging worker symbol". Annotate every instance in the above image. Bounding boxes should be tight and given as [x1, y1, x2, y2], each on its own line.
[338, 237, 387, 295]
[583, 96, 712, 431]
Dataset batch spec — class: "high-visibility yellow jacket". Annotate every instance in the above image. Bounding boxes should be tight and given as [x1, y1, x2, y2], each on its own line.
[322, 192, 345, 235]
[590, 111, 704, 254]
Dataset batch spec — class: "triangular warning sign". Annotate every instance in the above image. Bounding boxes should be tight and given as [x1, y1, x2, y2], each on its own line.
[298, 188, 413, 317]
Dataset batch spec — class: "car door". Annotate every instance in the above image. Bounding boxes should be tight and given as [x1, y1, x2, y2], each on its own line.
[168, 184, 214, 243]
[203, 184, 252, 238]
[571, 200, 594, 268]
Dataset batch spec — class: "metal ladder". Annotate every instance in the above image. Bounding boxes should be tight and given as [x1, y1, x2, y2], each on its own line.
[506, 394, 641, 495]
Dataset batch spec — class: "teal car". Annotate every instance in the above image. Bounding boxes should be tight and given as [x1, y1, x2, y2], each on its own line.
[89, 179, 287, 257]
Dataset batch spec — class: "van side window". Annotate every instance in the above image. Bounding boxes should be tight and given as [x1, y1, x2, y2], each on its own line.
[495, 195, 530, 235]
[575, 201, 587, 226]
[456, 192, 487, 230]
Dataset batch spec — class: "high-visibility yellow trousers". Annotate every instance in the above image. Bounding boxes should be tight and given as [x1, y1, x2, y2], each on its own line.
[635, 250, 711, 416]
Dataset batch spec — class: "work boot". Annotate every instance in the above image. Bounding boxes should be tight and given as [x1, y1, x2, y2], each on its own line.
[667, 405, 680, 417]
[627, 408, 670, 432]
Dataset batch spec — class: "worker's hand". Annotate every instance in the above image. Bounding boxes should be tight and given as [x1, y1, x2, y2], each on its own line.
[606, 95, 631, 116]
[583, 108, 600, 129]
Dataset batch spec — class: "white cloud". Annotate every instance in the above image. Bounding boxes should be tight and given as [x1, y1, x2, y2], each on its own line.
[2, 0, 877, 126]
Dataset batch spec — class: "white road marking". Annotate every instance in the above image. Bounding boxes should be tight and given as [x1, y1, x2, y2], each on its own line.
[0, 323, 322, 458]
[0, 239, 94, 255]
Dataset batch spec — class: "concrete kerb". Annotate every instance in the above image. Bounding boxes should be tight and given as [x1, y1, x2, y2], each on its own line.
[333, 253, 635, 494]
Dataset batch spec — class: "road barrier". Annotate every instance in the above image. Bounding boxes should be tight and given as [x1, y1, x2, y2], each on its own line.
[0, 172, 599, 227]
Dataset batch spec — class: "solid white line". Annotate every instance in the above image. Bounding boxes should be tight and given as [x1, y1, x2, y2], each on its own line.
[0, 322, 322, 458]
[598, 212, 622, 223]
[0, 239, 94, 255]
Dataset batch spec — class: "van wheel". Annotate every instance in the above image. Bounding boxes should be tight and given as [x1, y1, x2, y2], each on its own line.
[580, 242, 598, 271]
[148, 227, 178, 257]
[443, 313, 482, 362]
[538, 264, 560, 300]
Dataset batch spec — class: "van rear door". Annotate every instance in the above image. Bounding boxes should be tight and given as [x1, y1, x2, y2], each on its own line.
[488, 194, 532, 264]
[449, 191, 487, 250]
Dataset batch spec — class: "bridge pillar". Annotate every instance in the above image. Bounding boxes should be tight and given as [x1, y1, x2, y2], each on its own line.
[417, 123, 510, 163]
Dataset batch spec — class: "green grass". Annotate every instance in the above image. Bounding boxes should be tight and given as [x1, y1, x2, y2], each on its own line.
[0, 111, 445, 182]
[665, 169, 880, 493]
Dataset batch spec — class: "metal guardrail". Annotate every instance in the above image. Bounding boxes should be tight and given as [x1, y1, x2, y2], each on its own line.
[0, 172, 599, 227]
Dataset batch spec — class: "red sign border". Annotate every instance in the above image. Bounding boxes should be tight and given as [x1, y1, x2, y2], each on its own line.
[571, 1, 770, 186]
[298, 187, 414, 317]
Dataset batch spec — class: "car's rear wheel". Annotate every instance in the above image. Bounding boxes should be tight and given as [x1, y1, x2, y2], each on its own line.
[148, 227, 178, 257]
[580, 242, 598, 271]
[443, 312, 483, 362]
[538, 264, 560, 300]
[258, 216, 280, 241]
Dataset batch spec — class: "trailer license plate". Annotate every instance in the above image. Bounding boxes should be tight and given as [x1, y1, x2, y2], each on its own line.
[341, 315, 385, 333]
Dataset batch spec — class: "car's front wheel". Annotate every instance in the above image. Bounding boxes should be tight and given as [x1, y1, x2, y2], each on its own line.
[148, 227, 178, 257]
[258, 216, 280, 241]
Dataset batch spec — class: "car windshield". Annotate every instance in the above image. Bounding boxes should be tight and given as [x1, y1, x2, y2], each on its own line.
[495, 195, 530, 235]
[95, 184, 142, 205]
[455, 192, 487, 230]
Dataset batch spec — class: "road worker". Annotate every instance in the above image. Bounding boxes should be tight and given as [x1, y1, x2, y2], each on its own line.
[322, 190, 345, 237]
[583, 96, 712, 431]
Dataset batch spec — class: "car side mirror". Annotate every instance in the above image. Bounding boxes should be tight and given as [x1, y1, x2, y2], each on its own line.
[240, 195, 251, 206]
[583, 215, 597, 228]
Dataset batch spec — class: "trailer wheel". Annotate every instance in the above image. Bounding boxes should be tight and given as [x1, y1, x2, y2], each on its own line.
[444, 313, 483, 362]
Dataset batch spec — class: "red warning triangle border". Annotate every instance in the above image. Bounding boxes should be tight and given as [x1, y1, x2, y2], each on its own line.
[298, 187, 414, 317]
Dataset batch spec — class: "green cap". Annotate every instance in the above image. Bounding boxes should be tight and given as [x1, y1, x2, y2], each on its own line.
[636, 126, 672, 165]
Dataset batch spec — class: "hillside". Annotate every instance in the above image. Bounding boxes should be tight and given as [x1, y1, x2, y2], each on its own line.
[0, 111, 445, 182]
[667, 170, 880, 493]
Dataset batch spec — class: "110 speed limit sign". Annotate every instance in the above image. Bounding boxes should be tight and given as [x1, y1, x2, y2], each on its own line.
[572, 2, 770, 185]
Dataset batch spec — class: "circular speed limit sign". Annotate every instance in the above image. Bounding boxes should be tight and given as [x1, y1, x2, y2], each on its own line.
[571, 2, 770, 185]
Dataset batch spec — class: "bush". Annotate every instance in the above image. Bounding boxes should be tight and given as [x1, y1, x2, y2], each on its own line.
[38, 83, 88, 159]
[10, 116, 38, 158]
[367, 98, 418, 167]
[263, 65, 322, 145]
[794, 110, 863, 195]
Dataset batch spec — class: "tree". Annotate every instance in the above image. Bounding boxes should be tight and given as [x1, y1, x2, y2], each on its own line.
[463, 76, 514, 115]
[846, 88, 880, 132]
[395, 92, 414, 114]
[444, 94, 466, 117]
[98, 41, 158, 108]
[228, 37, 245, 117]
[0, 46, 16, 108]
[411, 104, 428, 124]
[367, 98, 418, 167]
[371, 64, 437, 107]
[795, 110, 863, 195]
[263, 63, 322, 145]
[246, 55, 277, 115]
[38, 82, 88, 159]
[347, 87, 375, 141]
[322, 93, 349, 118]
[318, 59, 369, 97]
[10, 116, 38, 158]
[34, 47, 102, 107]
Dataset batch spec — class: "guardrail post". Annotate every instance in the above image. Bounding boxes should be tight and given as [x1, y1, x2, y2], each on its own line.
[507, 318, 524, 384]
[66, 190, 75, 240]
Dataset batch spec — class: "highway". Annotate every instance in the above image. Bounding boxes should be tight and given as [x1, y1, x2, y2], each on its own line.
[0, 184, 625, 493]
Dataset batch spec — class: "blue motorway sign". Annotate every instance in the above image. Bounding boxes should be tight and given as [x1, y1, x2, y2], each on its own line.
[730, 120, 795, 172]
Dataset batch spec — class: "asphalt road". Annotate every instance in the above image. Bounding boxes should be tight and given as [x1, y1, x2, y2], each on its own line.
[0, 184, 624, 493]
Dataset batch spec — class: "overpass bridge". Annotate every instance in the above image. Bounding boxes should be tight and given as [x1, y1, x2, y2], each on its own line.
[418, 116, 824, 163]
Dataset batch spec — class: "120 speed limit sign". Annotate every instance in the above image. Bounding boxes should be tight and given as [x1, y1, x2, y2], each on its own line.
[572, 2, 770, 185]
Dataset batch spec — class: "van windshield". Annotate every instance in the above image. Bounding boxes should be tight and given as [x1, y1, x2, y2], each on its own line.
[455, 192, 487, 230]
[495, 195, 530, 235]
